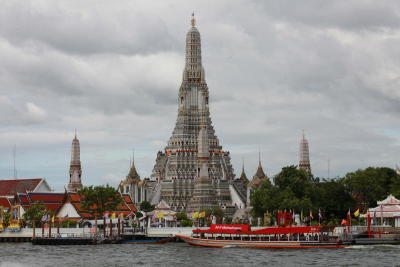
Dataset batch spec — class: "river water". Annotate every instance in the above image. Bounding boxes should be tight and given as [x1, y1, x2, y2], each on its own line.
[0, 243, 399, 266]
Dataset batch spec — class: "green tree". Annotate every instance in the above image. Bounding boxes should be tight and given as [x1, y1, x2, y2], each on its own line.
[139, 201, 155, 212]
[176, 212, 193, 227]
[78, 185, 123, 233]
[251, 166, 316, 218]
[22, 202, 50, 226]
[205, 207, 225, 224]
[315, 179, 356, 220]
[341, 167, 400, 209]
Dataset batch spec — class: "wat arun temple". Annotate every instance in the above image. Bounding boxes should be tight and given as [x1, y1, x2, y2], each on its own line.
[119, 15, 312, 217]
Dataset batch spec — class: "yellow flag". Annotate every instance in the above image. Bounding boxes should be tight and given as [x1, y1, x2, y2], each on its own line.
[192, 212, 199, 219]
[199, 211, 206, 218]
[51, 216, 55, 223]
[111, 213, 116, 219]
[354, 209, 360, 217]
[156, 212, 164, 219]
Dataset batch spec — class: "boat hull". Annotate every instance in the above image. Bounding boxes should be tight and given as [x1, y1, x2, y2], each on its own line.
[120, 238, 169, 244]
[176, 235, 346, 248]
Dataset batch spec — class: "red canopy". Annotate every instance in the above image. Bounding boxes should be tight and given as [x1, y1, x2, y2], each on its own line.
[193, 224, 333, 235]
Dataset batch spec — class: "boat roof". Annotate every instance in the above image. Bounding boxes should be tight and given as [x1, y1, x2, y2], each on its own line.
[193, 224, 334, 235]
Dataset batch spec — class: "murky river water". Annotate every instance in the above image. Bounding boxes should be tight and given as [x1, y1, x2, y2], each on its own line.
[0, 242, 399, 266]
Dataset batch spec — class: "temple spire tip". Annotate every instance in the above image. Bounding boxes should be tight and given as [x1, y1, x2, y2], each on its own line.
[191, 12, 196, 27]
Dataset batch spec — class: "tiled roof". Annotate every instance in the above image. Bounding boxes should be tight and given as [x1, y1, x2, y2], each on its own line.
[0, 178, 43, 196]
[65, 192, 135, 219]
[122, 194, 137, 212]
[17, 193, 30, 208]
[0, 197, 11, 209]
[26, 192, 66, 212]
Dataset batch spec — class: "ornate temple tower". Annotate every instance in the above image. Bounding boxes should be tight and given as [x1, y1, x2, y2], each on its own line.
[67, 132, 83, 191]
[150, 15, 235, 211]
[299, 131, 311, 173]
[187, 124, 218, 212]
[247, 158, 268, 206]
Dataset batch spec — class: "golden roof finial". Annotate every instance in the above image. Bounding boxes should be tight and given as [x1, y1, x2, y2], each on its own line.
[191, 12, 196, 27]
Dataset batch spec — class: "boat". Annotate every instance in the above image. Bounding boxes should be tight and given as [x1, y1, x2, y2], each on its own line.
[119, 233, 170, 244]
[176, 224, 347, 248]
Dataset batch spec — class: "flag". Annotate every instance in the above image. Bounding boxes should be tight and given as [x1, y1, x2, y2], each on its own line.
[111, 213, 116, 219]
[156, 212, 164, 219]
[309, 210, 313, 219]
[318, 209, 322, 219]
[300, 209, 304, 222]
[51, 216, 55, 223]
[192, 212, 199, 219]
[119, 213, 124, 219]
[341, 219, 347, 226]
[199, 211, 206, 218]
[354, 209, 360, 217]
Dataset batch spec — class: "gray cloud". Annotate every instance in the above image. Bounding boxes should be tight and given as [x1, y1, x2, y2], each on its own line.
[0, 0, 399, 189]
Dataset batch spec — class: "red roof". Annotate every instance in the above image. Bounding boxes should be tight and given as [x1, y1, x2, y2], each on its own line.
[0, 197, 11, 209]
[27, 192, 66, 212]
[17, 193, 30, 208]
[65, 192, 134, 220]
[0, 178, 43, 196]
[122, 194, 137, 212]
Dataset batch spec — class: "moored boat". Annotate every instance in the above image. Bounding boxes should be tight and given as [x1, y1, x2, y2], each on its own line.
[176, 224, 347, 248]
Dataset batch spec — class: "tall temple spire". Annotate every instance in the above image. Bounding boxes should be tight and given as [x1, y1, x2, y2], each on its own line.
[68, 132, 83, 191]
[299, 131, 311, 173]
[150, 15, 235, 212]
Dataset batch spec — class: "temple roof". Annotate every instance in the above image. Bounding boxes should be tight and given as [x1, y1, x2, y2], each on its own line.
[248, 162, 268, 188]
[238, 165, 249, 183]
[26, 192, 66, 212]
[0, 178, 44, 196]
[377, 194, 400, 205]
[0, 197, 11, 209]
[62, 192, 137, 219]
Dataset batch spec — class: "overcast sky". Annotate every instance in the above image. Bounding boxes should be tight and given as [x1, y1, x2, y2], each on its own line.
[0, 0, 399, 190]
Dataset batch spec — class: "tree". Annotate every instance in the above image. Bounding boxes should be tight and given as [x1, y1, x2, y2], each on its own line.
[205, 207, 225, 224]
[341, 167, 400, 209]
[176, 212, 192, 227]
[139, 201, 155, 212]
[23, 202, 50, 225]
[251, 166, 317, 218]
[315, 179, 356, 220]
[78, 185, 123, 234]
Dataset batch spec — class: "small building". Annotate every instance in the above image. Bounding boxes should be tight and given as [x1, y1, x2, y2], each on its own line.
[56, 192, 137, 222]
[147, 200, 177, 227]
[367, 194, 400, 227]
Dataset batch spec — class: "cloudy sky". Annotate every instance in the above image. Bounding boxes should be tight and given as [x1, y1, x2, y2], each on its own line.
[1, 0, 399, 190]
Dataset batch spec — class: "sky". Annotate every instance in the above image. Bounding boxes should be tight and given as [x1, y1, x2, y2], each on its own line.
[0, 0, 399, 190]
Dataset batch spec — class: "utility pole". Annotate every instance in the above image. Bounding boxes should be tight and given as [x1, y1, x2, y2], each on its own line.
[13, 145, 17, 179]
[327, 159, 330, 179]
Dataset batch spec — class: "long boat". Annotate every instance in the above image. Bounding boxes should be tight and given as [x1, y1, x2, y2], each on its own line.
[176, 224, 347, 248]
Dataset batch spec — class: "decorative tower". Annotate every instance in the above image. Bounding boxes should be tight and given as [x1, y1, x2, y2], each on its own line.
[187, 124, 218, 212]
[247, 153, 268, 206]
[299, 131, 311, 173]
[68, 132, 83, 191]
[149, 14, 235, 211]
